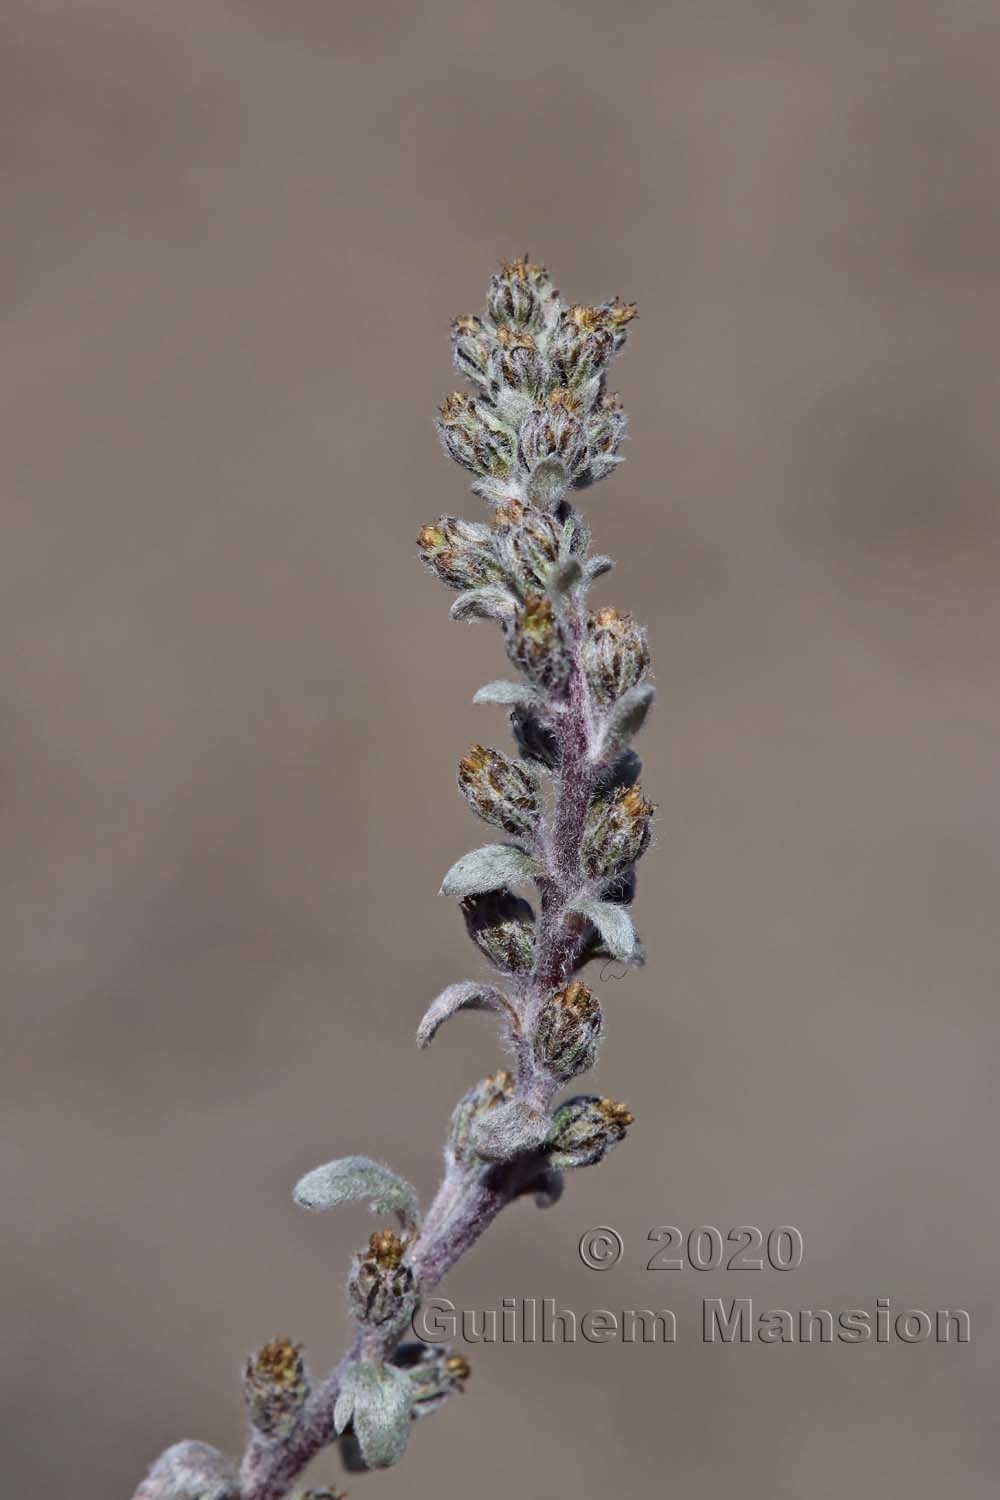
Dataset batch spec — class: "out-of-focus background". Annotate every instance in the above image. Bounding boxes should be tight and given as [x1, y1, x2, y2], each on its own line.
[2, 3, 998, 1496]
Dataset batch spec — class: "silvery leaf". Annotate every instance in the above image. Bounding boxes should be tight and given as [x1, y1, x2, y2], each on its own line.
[601, 683, 654, 753]
[335, 1362, 411, 1470]
[293, 1156, 420, 1232]
[417, 981, 518, 1048]
[449, 586, 516, 623]
[470, 1097, 549, 1162]
[439, 844, 543, 899]
[569, 898, 636, 962]
[472, 679, 543, 706]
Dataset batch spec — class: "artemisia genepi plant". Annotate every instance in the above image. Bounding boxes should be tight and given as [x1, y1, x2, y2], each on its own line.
[133, 257, 654, 1500]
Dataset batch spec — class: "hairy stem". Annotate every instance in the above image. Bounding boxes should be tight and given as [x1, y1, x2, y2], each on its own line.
[241, 608, 597, 1500]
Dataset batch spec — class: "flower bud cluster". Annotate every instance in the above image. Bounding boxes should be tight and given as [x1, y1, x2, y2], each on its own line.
[493, 497, 589, 590]
[436, 258, 636, 501]
[419, 498, 587, 612]
[132, 257, 653, 1500]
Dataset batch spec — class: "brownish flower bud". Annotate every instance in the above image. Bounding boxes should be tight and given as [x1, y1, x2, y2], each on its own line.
[549, 385, 580, 410]
[586, 390, 629, 479]
[450, 313, 491, 387]
[518, 404, 589, 480]
[348, 1228, 415, 1331]
[391, 1342, 471, 1420]
[417, 514, 503, 592]
[583, 783, 655, 879]
[495, 325, 535, 350]
[534, 980, 603, 1081]
[487, 255, 553, 329]
[550, 300, 636, 389]
[492, 498, 527, 529]
[567, 299, 637, 334]
[505, 593, 571, 696]
[605, 297, 638, 327]
[368, 1228, 406, 1270]
[490, 326, 547, 393]
[583, 606, 650, 703]
[458, 744, 541, 835]
[546, 1095, 634, 1169]
[242, 1337, 310, 1440]
[436, 392, 515, 477]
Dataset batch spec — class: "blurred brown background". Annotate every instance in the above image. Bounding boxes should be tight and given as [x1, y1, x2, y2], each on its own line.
[2, 2, 998, 1496]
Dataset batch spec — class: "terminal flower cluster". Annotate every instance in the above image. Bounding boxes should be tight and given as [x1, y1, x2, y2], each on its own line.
[132, 256, 653, 1500]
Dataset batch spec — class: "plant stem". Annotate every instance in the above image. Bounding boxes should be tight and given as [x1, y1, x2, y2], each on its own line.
[240, 601, 596, 1500]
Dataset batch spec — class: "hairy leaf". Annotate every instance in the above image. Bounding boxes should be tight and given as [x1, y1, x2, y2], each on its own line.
[569, 898, 636, 962]
[416, 981, 518, 1048]
[293, 1156, 420, 1231]
[334, 1362, 411, 1470]
[602, 683, 654, 752]
[472, 679, 543, 706]
[439, 844, 543, 899]
[470, 1096, 549, 1162]
[449, 586, 516, 623]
